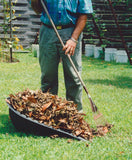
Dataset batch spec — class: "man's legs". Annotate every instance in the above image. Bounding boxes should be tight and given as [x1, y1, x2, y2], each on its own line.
[39, 25, 60, 94]
[39, 25, 83, 111]
[59, 28, 83, 111]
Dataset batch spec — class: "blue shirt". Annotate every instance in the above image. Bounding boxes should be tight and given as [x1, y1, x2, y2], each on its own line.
[40, 0, 93, 25]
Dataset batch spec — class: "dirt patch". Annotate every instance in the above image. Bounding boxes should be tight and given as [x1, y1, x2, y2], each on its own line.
[0, 53, 19, 63]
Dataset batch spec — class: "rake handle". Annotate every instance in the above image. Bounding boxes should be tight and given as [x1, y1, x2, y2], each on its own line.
[40, 0, 97, 112]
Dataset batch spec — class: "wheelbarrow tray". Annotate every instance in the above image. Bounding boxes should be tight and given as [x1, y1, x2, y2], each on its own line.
[6, 98, 85, 141]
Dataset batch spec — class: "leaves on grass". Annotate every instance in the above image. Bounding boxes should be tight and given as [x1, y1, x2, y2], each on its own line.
[67, 139, 72, 143]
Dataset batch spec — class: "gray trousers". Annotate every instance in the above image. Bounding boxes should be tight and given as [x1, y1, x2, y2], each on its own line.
[39, 24, 82, 111]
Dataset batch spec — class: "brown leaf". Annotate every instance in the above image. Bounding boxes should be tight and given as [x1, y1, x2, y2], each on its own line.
[59, 102, 68, 106]
[27, 96, 37, 103]
[51, 95, 56, 99]
[27, 107, 33, 112]
[22, 96, 28, 101]
[39, 116, 47, 120]
[119, 151, 124, 154]
[86, 143, 89, 147]
[75, 130, 82, 136]
[55, 105, 64, 111]
[42, 102, 52, 112]
[46, 116, 51, 121]
[50, 134, 59, 138]
[84, 131, 91, 136]
[67, 125, 74, 130]
[79, 113, 86, 116]
[59, 118, 67, 124]
[5, 99, 11, 104]
[103, 127, 109, 134]
[29, 112, 32, 117]
[9, 94, 16, 98]
[17, 106, 24, 112]
[67, 139, 72, 143]
[78, 117, 83, 123]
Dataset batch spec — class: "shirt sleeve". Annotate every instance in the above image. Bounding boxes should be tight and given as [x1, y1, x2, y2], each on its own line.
[77, 0, 93, 14]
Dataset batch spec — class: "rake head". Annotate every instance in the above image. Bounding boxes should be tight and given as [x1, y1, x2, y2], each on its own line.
[89, 97, 108, 126]
[93, 111, 108, 127]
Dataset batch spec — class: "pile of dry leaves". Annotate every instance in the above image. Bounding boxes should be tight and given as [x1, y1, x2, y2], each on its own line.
[6, 89, 112, 140]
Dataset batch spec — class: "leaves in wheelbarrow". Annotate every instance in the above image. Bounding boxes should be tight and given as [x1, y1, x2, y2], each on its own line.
[7, 89, 113, 140]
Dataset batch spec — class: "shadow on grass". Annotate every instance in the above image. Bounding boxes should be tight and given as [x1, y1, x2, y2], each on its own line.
[82, 56, 132, 70]
[0, 113, 81, 141]
[0, 114, 32, 137]
[84, 76, 132, 89]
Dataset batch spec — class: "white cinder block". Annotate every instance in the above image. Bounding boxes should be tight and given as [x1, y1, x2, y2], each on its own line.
[105, 48, 117, 61]
[115, 50, 128, 63]
[94, 46, 102, 58]
[85, 44, 95, 57]
[32, 44, 39, 57]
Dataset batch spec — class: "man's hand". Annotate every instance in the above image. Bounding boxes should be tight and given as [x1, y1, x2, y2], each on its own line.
[63, 39, 77, 56]
[63, 14, 87, 56]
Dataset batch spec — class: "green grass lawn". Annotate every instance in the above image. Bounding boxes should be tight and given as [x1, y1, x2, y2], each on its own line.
[0, 53, 131, 160]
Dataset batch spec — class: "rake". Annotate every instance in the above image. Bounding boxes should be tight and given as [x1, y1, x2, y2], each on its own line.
[40, 0, 107, 127]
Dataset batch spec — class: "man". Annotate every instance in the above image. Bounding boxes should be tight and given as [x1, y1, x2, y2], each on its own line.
[37, 0, 93, 112]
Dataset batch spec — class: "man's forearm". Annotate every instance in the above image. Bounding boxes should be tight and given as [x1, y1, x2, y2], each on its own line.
[63, 14, 87, 55]
[71, 14, 88, 41]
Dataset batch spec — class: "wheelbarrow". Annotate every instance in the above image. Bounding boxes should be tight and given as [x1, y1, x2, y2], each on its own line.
[6, 97, 86, 141]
